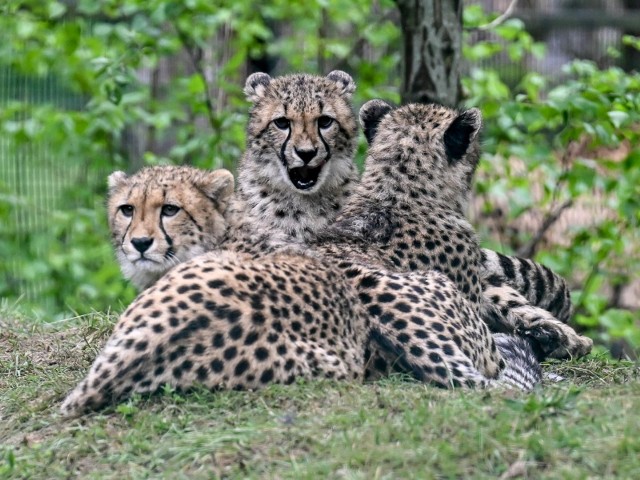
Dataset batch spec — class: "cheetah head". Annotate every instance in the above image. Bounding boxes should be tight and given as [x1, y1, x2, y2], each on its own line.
[359, 99, 482, 213]
[107, 166, 234, 290]
[242, 71, 358, 194]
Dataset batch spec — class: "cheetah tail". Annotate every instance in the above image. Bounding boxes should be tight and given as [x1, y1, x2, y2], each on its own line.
[493, 333, 542, 391]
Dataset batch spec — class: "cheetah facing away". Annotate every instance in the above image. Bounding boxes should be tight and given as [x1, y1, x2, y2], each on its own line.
[314, 100, 592, 361]
[60, 165, 540, 416]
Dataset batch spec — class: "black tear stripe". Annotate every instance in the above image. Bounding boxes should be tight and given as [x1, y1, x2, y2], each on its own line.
[183, 208, 204, 233]
[120, 220, 132, 250]
[280, 126, 292, 167]
[158, 215, 174, 253]
[317, 128, 332, 162]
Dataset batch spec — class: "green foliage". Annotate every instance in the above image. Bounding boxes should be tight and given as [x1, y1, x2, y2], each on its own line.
[0, 182, 135, 318]
[464, 7, 640, 349]
[0, 0, 400, 318]
[1, 313, 639, 478]
[0, 0, 638, 352]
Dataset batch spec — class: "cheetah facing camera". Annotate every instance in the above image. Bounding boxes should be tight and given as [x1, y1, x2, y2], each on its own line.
[227, 70, 359, 249]
[61, 165, 541, 417]
[317, 100, 592, 361]
[108, 166, 234, 290]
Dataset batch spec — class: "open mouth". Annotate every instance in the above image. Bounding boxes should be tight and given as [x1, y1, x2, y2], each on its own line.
[287, 162, 325, 190]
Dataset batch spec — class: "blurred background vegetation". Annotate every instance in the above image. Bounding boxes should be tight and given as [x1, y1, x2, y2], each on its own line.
[0, 0, 638, 356]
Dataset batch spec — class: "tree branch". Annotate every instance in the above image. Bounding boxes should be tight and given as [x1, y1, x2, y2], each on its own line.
[475, 0, 519, 31]
[517, 199, 573, 258]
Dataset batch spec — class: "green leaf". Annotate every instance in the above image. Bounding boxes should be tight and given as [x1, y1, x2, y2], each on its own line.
[607, 110, 630, 129]
[47, 1, 67, 19]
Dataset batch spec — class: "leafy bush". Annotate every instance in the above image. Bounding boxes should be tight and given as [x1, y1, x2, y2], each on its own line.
[0, 1, 638, 353]
[463, 7, 640, 350]
[0, 0, 400, 318]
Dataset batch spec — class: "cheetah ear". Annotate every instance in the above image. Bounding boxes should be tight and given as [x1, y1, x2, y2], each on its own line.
[200, 169, 235, 207]
[359, 99, 393, 144]
[443, 108, 482, 162]
[326, 70, 356, 96]
[107, 171, 128, 192]
[244, 73, 272, 102]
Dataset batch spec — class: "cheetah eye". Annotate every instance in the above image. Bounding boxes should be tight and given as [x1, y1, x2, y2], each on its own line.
[161, 204, 180, 217]
[318, 115, 334, 129]
[273, 117, 290, 130]
[119, 205, 134, 218]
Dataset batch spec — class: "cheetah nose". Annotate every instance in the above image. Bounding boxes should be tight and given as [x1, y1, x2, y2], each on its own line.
[131, 237, 154, 253]
[294, 147, 318, 165]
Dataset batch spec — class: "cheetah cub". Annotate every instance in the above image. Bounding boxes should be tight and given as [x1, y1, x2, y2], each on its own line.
[60, 165, 537, 416]
[315, 100, 592, 360]
[108, 166, 234, 290]
[231, 71, 582, 358]
[225, 70, 359, 253]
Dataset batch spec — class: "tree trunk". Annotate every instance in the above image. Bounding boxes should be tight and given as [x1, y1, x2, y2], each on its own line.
[622, 0, 640, 72]
[394, 0, 463, 107]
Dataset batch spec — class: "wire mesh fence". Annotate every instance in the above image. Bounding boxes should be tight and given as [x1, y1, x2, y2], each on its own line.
[1, 0, 637, 306]
[0, 66, 89, 304]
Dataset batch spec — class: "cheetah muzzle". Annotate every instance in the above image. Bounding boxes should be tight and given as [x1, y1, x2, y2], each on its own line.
[287, 160, 326, 190]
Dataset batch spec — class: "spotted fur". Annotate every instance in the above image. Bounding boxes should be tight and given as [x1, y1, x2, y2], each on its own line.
[226, 70, 359, 252]
[61, 162, 542, 416]
[231, 73, 578, 353]
[314, 100, 592, 361]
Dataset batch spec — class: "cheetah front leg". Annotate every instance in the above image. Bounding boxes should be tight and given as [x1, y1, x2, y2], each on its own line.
[481, 284, 592, 360]
[356, 269, 506, 388]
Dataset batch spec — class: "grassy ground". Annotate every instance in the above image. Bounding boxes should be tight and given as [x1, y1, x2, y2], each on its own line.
[1, 310, 639, 480]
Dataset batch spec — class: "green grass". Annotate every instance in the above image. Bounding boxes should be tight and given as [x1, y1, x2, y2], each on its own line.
[1, 310, 639, 479]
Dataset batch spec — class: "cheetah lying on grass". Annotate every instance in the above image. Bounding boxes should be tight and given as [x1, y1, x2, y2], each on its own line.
[60, 162, 542, 416]
[227, 71, 589, 359]
[59, 75, 590, 415]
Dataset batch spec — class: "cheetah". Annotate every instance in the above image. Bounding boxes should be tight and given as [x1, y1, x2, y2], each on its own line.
[107, 166, 234, 290]
[228, 71, 581, 356]
[61, 166, 541, 416]
[313, 100, 592, 361]
[224, 70, 359, 253]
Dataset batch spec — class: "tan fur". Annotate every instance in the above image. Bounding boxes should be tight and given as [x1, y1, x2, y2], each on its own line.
[233, 73, 577, 341]
[314, 100, 591, 361]
[108, 166, 234, 290]
[61, 160, 541, 416]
